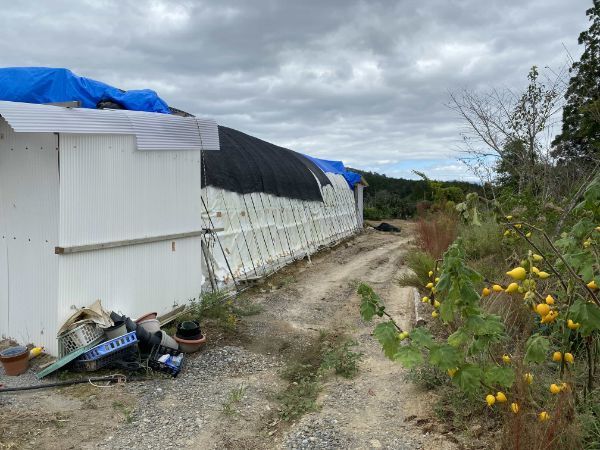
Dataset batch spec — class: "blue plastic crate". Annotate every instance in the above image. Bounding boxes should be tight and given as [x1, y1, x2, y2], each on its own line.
[78, 331, 138, 362]
[71, 344, 140, 372]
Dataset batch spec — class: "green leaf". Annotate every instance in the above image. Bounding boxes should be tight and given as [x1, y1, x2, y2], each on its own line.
[459, 282, 480, 307]
[360, 299, 377, 321]
[453, 364, 483, 393]
[439, 296, 455, 322]
[373, 321, 399, 360]
[484, 366, 515, 388]
[410, 327, 435, 348]
[358, 283, 381, 322]
[393, 345, 423, 368]
[448, 328, 469, 347]
[569, 299, 600, 336]
[436, 273, 451, 293]
[524, 334, 550, 364]
[429, 345, 461, 370]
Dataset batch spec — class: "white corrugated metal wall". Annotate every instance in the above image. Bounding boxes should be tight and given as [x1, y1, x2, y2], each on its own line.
[0, 118, 60, 350]
[56, 134, 203, 351]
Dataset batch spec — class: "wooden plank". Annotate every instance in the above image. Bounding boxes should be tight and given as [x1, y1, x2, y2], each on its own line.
[157, 304, 187, 327]
[55, 229, 224, 255]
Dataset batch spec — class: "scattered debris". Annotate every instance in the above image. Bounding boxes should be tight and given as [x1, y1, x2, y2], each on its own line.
[374, 222, 401, 232]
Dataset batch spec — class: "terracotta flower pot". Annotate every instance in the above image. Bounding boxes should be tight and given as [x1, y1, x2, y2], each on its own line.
[0, 346, 29, 376]
[154, 331, 178, 350]
[138, 319, 161, 334]
[174, 334, 206, 353]
[135, 312, 158, 323]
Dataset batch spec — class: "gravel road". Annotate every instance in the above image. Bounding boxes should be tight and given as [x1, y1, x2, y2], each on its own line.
[1, 222, 458, 450]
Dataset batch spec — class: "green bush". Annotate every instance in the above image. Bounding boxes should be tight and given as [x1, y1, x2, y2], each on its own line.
[458, 218, 504, 261]
[364, 207, 385, 221]
[397, 250, 435, 289]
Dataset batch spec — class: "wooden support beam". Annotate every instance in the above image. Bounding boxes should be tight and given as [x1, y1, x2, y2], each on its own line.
[55, 229, 224, 255]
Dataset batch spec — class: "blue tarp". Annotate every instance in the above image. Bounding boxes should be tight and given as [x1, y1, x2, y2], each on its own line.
[0, 67, 170, 114]
[302, 154, 362, 189]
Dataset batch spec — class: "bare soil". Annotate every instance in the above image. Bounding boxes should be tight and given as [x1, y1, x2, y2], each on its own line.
[1, 221, 459, 449]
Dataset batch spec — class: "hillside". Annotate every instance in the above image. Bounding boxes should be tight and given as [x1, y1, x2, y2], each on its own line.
[349, 168, 481, 219]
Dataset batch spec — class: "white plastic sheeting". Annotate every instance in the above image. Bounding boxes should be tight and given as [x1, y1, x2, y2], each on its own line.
[201, 173, 361, 287]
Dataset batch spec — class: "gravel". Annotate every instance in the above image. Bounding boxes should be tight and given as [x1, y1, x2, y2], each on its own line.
[94, 345, 282, 450]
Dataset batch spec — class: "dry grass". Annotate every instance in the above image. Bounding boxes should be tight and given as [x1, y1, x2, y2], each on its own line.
[415, 213, 458, 259]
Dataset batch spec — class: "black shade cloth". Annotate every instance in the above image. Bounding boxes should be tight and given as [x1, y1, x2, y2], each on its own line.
[201, 126, 331, 201]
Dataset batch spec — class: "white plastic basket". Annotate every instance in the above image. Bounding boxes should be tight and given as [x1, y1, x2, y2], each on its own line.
[57, 321, 104, 357]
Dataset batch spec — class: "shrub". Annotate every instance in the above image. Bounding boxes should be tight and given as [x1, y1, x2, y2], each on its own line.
[396, 250, 435, 289]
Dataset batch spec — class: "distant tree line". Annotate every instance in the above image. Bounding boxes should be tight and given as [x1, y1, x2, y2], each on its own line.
[348, 168, 481, 220]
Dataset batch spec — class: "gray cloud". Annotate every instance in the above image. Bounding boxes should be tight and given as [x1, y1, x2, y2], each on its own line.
[0, 0, 590, 180]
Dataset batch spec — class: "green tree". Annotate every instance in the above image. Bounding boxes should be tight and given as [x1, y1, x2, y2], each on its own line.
[552, 0, 600, 167]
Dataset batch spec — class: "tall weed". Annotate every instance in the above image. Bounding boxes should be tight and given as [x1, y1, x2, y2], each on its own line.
[416, 213, 458, 258]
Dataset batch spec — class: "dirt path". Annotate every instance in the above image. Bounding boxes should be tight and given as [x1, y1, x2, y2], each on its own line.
[1, 222, 458, 450]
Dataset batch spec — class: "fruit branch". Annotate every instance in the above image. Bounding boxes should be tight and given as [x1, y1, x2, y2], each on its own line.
[507, 222, 569, 294]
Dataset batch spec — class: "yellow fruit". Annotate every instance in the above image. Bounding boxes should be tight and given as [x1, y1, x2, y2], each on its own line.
[550, 383, 561, 394]
[431, 311, 439, 318]
[422, 296, 430, 303]
[536, 303, 550, 316]
[523, 373, 533, 384]
[541, 310, 558, 324]
[506, 283, 519, 293]
[434, 300, 441, 308]
[564, 353, 574, 364]
[532, 254, 544, 262]
[492, 284, 503, 292]
[506, 215, 513, 220]
[511, 402, 519, 414]
[515, 223, 522, 229]
[539, 411, 550, 422]
[29, 347, 43, 358]
[545, 295, 555, 305]
[537, 271, 550, 279]
[447, 368, 457, 377]
[428, 270, 433, 277]
[588, 280, 598, 290]
[482, 287, 491, 297]
[552, 352, 562, 362]
[502, 354, 511, 364]
[596, 226, 600, 232]
[426, 282, 434, 289]
[526, 232, 532, 238]
[496, 392, 507, 403]
[486, 394, 496, 407]
[435, 277, 440, 282]
[531, 266, 540, 275]
[567, 319, 581, 330]
[507, 267, 527, 280]
[503, 230, 511, 237]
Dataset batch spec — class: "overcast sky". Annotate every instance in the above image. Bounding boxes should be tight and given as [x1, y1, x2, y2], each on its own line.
[0, 1, 591, 180]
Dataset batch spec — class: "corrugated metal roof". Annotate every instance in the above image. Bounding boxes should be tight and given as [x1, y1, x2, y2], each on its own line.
[0, 100, 220, 151]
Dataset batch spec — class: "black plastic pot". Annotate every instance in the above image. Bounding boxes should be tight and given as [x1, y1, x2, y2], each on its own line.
[176, 321, 201, 339]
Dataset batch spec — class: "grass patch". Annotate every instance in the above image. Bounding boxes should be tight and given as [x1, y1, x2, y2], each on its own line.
[112, 401, 133, 424]
[168, 292, 263, 334]
[405, 365, 449, 391]
[396, 250, 435, 289]
[222, 384, 247, 417]
[277, 332, 362, 421]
